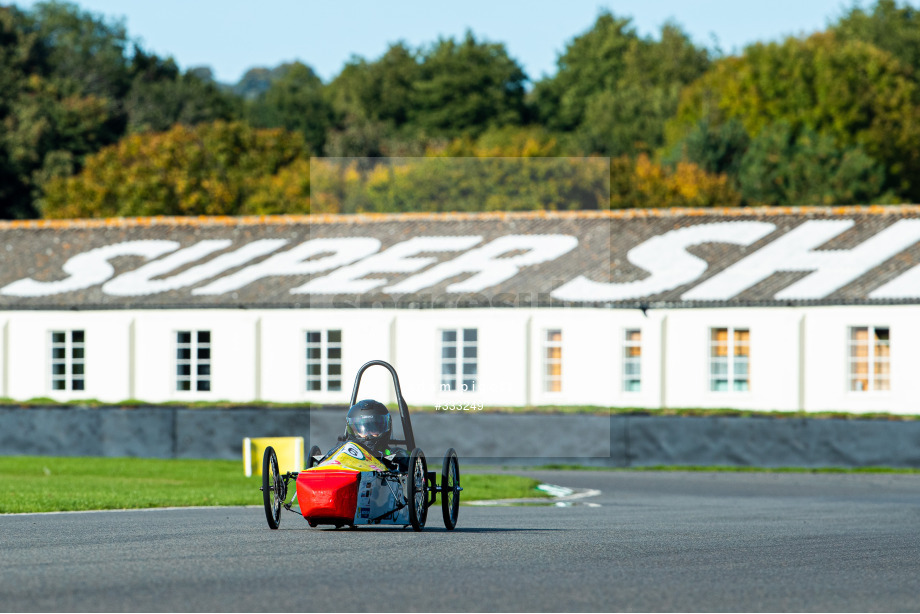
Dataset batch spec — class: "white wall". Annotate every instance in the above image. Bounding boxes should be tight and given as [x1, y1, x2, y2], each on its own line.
[390, 309, 526, 408]
[2, 305, 919, 413]
[663, 307, 802, 412]
[3, 311, 134, 403]
[132, 310, 260, 403]
[259, 309, 393, 405]
[801, 305, 920, 414]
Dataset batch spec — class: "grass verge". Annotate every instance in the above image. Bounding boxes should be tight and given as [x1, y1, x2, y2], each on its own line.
[533, 463, 920, 473]
[3, 400, 920, 420]
[0, 456, 547, 514]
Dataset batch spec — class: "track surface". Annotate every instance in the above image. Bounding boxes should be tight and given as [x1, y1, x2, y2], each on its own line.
[2, 470, 920, 612]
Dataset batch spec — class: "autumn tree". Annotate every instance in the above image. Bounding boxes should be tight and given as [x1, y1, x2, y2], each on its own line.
[609, 154, 742, 209]
[40, 121, 309, 217]
[0, 1, 241, 218]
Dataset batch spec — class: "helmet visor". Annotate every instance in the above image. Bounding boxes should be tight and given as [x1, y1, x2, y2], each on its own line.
[349, 413, 391, 439]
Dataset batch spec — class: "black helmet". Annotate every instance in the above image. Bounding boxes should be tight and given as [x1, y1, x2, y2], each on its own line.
[345, 399, 392, 451]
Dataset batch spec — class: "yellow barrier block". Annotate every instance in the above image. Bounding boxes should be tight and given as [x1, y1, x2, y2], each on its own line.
[243, 436, 304, 477]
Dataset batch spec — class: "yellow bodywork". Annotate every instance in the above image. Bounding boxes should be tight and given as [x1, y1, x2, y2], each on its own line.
[307, 441, 387, 473]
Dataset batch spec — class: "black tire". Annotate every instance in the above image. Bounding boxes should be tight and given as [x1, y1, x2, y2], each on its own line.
[308, 445, 322, 468]
[262, 446, 282, 530]
[407, 448, 428, 531]
[441, 448, 460, 530]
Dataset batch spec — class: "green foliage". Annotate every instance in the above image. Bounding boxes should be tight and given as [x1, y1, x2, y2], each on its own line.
[0, 1, 242, 219]
[0, 2, 125, 218]
[831, 0, 920, 72]
[246, 62, 334, 155]
[327, 42, 420, 130]
[737, 122, 890, 206]
[410, 31, 528, 136]
[125, 50, 239, 133]
[8, 1, 920, 217]
[232, 65, 288, 100]
[533, 14, 710, 156]
[326, 33, 528, 151]
[667, 32, 920, 201]
[310, 157, 608, 214]
[663, 118, 750, 177]
[40, 121, 309, 217]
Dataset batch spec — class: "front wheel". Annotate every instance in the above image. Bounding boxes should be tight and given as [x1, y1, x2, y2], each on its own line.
[441, 448, 460, 530]
[407, 448, 428, 531]
[262, 446, 282, 529]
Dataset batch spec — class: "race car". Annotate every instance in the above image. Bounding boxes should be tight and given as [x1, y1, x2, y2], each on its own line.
[260, 359, 461, 531]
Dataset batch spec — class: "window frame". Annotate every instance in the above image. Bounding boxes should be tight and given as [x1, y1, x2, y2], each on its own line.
[175, 330, 211, 393]
[709, 327, 751, 393]
[847, 325, 890, 393]
[623, 328, 642, 393]
[439, 328, 478, 393]
[49, 329, 85, 393]
[543, 329, 562, 393]
[305, 329, 343, 393]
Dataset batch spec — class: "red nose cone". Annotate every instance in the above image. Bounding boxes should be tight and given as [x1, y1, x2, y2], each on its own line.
[297, 470, 360, 525]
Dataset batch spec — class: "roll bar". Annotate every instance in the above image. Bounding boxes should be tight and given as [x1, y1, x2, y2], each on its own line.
[346, 360, 416, 451]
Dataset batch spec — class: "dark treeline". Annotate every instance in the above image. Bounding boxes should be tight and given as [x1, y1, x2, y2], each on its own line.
[2, 0, 919, 219]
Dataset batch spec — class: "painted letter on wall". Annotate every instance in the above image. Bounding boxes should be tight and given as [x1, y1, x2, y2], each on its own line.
[551, 222, 776, 302]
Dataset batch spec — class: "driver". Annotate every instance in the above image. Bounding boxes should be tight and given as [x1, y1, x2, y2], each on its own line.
[345, 399, 400, 460]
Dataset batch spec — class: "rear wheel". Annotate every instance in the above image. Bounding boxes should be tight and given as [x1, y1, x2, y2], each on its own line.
[262, 446, 282, 530]
[441, 448, 460, 530]
[407, 448, 428, 531]
[308, 445, 322, 468]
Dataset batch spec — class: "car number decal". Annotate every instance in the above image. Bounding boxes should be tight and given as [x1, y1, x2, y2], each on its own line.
[343, 443, 366, 460]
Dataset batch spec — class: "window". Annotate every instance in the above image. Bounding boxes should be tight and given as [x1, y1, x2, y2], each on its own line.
[50, 330, 85, 391]
[544, 329, 562, 392]
[177, 331, 210, 392]
[848, 326, 890, 392]
[306, 330, 342, 392]
[710, 327, 750, 392]
[440, 328, 477, 392]
[623, 329, 641, 392]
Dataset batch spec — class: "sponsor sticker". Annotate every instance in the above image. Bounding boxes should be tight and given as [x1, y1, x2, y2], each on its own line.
[343, 443, 366, 460]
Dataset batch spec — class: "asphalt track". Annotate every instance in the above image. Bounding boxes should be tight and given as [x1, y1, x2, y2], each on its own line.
[2, 470, 920, 612]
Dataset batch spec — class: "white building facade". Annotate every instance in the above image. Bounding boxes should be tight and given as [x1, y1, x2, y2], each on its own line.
[1, 208, 919, 414]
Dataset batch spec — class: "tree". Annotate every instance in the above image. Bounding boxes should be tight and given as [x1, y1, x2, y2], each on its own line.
[0, 1, 243, 218]
[532, 14, 709, 155]
[39, 121, 309, 217]
[0, 4, 44, 217]
[309, 156, 609, 214]
[409, 31, 528, 136]
[327, 43, 420, 129]
[662, 118, 750, 178]
[831, 0, 920, 72]
[609, 154, 742, 209]
[124, 50, 240, 133]
[247, 62, 334, 155]
[29, 0, 132, 103]
[736, 122, 889, 206]
[667, 32, 920, 201]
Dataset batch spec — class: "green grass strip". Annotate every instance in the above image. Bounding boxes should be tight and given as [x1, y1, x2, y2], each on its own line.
[533, 463, 920, 473]
[4, 398, 919, 420]
[0, 456, 547, 514]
